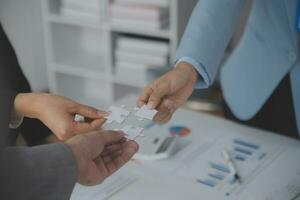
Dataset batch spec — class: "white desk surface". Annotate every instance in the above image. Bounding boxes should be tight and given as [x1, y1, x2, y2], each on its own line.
[71, 95, 300, 200]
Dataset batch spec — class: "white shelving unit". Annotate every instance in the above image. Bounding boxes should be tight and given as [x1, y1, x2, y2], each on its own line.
[41, 0, 197, 109]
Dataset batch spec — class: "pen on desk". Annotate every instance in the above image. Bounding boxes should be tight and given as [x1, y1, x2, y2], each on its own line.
[222, 149, 242, 184]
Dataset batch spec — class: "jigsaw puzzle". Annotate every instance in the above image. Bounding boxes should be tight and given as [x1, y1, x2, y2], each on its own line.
[104, 104, 158, 140]
[134, 105, 158, 121]
[105, 105, 131, 124]
[74, 114, 84, 122]
[121, 125, 144, 140]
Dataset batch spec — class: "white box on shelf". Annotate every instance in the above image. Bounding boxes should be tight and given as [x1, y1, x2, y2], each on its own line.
[111, 17, 169, 31]
[61, 7, 101, 22]
[63, 0, 99, 5]
[110, 4, 169, 21]
[62, 0, 100, 7]
[50, 22, 105, 71]
[115, 50, 168, 67]
[116, 61, 165, 70]
[62, 0, 102, 15]
[52, 50, 106, 73]
[115, 62, 157, 87]
[117, 36, 169, 56]
[114, 0, 170, 7]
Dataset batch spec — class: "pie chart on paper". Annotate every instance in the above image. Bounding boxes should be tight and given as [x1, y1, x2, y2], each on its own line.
[169, 126, 191, 137]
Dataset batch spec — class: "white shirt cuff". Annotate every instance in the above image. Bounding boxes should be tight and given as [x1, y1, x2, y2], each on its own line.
[9, 108, 24, 129]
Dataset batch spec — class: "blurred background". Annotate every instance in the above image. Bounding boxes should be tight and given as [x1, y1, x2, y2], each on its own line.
[0, 0, 251, 114]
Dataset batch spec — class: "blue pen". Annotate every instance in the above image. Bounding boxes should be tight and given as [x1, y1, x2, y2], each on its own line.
[222, 149, 242, 184]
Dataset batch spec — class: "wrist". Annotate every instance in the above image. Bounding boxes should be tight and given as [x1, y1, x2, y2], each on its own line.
[65, 139, 86, 182]
[14, 93, 43, 119]
[175, 61, 198, 84]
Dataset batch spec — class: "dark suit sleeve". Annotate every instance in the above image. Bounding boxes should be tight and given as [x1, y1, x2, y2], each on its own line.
[0, 23, 26, 149]
[1, 143, 78, 200]
[21, 118, 54, 146]
[0, 23, 78, 199]
[0, 23, 53, 146]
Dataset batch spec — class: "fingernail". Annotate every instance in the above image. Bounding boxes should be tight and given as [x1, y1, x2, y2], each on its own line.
[98, 110, 108, 116]
[127, 148, 137, 155]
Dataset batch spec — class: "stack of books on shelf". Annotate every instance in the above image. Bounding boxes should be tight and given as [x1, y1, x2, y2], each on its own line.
[110, 0, 170, 31]
[61, 0, 102, 22]
[115, 35, 169, 86]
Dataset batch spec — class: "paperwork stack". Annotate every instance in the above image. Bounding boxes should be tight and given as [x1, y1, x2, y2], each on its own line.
[110, 0, 170, 30]
[115, 36, 169, 86]
[61, 0, 102, 21]
[114, 0, 169, 7]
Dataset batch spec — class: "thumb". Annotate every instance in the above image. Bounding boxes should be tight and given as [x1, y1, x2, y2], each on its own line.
[73, 118, 106, 134]
[75, 104, 107, 119]
[147, 82, 169, 109]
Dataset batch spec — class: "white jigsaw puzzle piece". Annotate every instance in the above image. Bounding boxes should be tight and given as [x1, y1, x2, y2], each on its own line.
[105, 106, 130, 124]
[74, 114, 85, 122]
[134, 105, 158, 121]
[121, 125, 144, 140]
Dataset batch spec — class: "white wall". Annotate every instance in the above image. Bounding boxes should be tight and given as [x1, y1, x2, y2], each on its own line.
[0, 0, 48, 91]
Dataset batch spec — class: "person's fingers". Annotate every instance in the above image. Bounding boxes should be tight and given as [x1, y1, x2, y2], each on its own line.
[102, 140, 137, 159]
[153, 99, 173, 123]
[110, 137, 126, 145]
[101, 143, 123, 157]
[147, 81, 169, 109]
[105, 156, 125, 174]
[78, 131, 124, 160]
[90, 118, 106, 128]
[100, 131, 126, 146]
[104, 141, 138, 175]
[104, 138, 126, 147]
[75, 104, 107, 119]
[120, 140, 139, 160]
[137, 85, 153, 107]
[95, 153, 120, 175]
[160, 114, 173, 124]
[72, 118, 105, 134]
[95, 159, 109, 182]
[161, 98, 177, 123]
[153, 105, 170, 122]
[102, 150, 123, 164]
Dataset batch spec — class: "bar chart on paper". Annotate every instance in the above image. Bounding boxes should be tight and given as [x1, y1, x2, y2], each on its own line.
[175, 136, 282, 198]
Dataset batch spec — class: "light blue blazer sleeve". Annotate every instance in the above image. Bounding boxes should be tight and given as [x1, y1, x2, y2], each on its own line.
[175, 0, 246, 89]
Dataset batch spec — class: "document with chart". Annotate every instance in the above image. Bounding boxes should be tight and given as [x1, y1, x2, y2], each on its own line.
[138, 109, 300, 200]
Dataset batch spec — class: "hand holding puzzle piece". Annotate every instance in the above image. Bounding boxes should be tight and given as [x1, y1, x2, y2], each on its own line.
[104, 105, 158, 140]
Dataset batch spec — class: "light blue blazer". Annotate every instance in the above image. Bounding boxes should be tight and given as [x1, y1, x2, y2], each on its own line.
[176, 0, 300, 134]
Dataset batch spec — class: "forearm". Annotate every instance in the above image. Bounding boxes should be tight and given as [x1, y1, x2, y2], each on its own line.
[10, 93, 41, 130]
[10, 94, 55, 145]
[14, 93, 41, 119]
[13, 93, 51, 126]
[176, 0, 247, 86]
